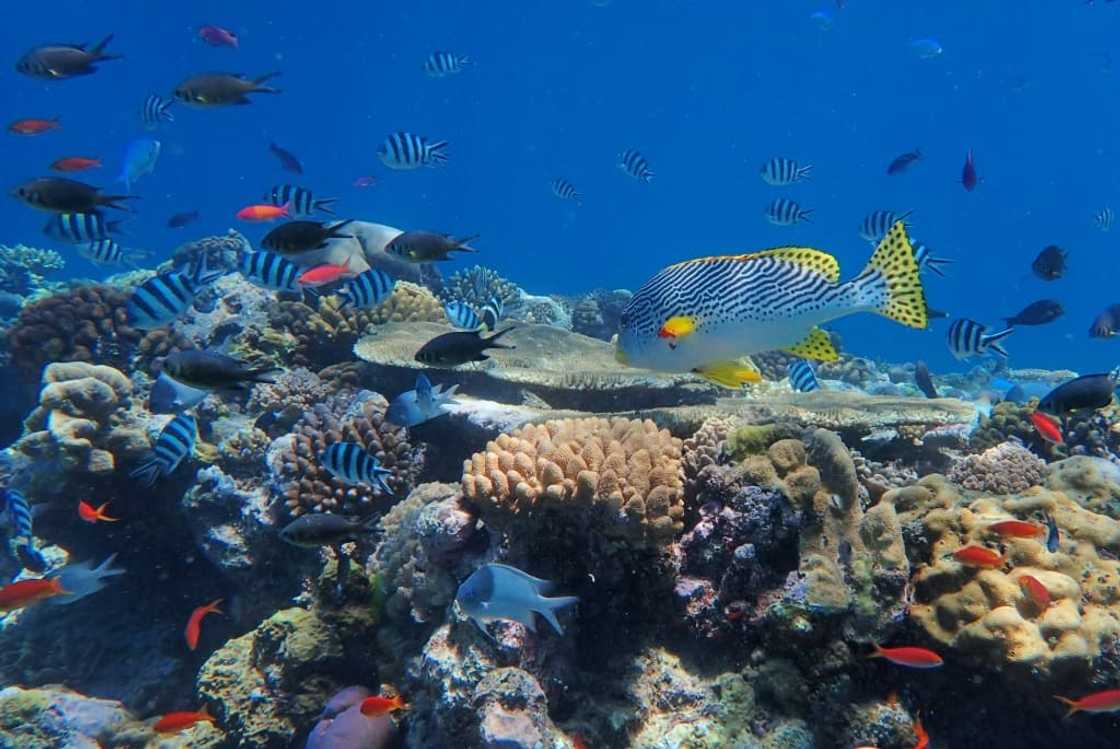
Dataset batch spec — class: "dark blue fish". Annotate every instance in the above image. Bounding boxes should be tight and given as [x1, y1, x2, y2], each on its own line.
[237, 250, 302, 293]
[127, 258, 224, 330]
[319, 442, 394, 496]
[268, 142, 303, 174]
[618, 148, 654, 182]
[80, 238, 142, 266]
[339, 269, 395, 309]
[377, 132, 448, 170]
[1004, 384, 1028, 404]
[130, 414, 196, 486]
[1044, 513, 1060, 553]
[787, 359, 820, 392]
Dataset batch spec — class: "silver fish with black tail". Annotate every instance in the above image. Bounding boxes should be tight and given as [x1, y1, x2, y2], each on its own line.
[148, 372, 208, 414]
[279, 513, 379, 548]
[130, 414, 196, 486]
[162, 350, 279, 391]
[946, 318, 1014, 360]
[319, 443, 395, 496]
[386, 373, 459, 428]
[339, 269, 396, 309]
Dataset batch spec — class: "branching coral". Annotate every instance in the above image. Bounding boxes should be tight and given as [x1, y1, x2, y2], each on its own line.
[274, 392, 425, 516]
[0, 244, 64, 296]
[948, 441, 1046, 494]
[461, 417, 685, 547]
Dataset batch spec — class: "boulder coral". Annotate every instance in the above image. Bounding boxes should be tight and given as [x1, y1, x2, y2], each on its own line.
[461, 417, 686, 547]
[948, 440, 1047, 494]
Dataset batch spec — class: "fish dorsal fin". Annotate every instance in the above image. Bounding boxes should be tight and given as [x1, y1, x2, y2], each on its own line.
[783, 327, 839, 362]
[734, 247, 840, 283]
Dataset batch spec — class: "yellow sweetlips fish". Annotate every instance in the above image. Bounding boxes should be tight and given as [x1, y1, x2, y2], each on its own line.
[614, 221, 928, 388]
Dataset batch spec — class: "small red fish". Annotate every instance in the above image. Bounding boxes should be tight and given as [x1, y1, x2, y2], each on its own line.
[184, 598, 223, 651]
[987, 519, 1044, 538]
[236, 202, 289, 222]
[50, 156, 101, 172]
[298, 258, 354, 287]
[78, 500, 118, 523]
[912, 714, 929, 749]
[353, 176, 378, 188]
[153, 706, 217, 733]
[1030, 410, 1063, 444]
[359, 693, 408, 717]
[198, 25, 239, 48]
[868, 644, 944, 669]
[1055, 688, 1120, 717]
[9, 117, 60, 135]
[571, 735, 589, 749]
[1018, 574, 1051, 609]
[953, 545, 1004, 568]
[0, 577, 65, 612]
[961, 148, 978, 191]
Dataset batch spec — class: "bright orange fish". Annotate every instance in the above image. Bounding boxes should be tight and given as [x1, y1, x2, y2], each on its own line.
[987, 519, 1044, 539]
[952, 545, 1005, 568]
[50, 156, 101, 172]
[298, 258, 354, 287]
[184, 598, 223, 651]
[868, 644, 943, 669]
[0, 577, 65, 612]
[153, 706, 217, 733]
[8, 117, 60, 135]
[78, 499, 118, 523]
[1018, 574, 1051, 609]
[1055, 689, 1120, 717]
[359, 693, 408, 717]
[235, 201, 289, 222]
[1030, 410, 1063, 444]
[912, 714, 929, 749]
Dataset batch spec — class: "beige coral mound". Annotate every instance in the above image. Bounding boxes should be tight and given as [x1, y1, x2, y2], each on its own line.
[948, 440, 1046, 494]
[462, 417, 685, 547]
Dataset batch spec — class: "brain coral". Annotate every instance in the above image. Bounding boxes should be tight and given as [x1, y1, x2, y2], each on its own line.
[275, 392, 425, 516]
[948, 440, 1046, 494]
[884, 475, 1120, 684]
[461, 417, 685, 547]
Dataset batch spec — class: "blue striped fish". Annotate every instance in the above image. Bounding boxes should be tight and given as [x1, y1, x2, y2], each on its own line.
[619, 149, 654, 182]
[424, 51, 471, 77]
[238, 250, 302, 292]
[787, 359, 821, 392]
[760, 157, 813, 186]
[79, 239, 144, 266]
[859, 209, 912, 244]
[130, 414, 197, 486]
[766, 198, 813, 226]
[1096, 207, 1114, 232]
[378, 132, 449, 170]
[481, 296, 504, 332]
[910, 239, 953, 277]
[0, 488, 47, 575]
[551, 178, 582, 204]
[141, 93, 174, 128]
[44, 212, 124, 243]
[615, 222, 928, 388]
[444, 300, 483, 330]
[946, 319, 1013, 360]
[265, 184, 337, 216]
[319, 442, 394, 496]
[127, 258, 224, 330]
[339, 269, 396, 309]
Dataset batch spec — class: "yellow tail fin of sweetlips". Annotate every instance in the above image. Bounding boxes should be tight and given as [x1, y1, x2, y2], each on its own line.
[783, 327, 838, 361]
[864, 221, 928, 330]
[693, 357, 762, 388]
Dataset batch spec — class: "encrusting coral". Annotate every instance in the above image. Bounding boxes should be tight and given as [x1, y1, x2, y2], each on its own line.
[461, 417, 685, 547]
[948, 440, 1047, 494]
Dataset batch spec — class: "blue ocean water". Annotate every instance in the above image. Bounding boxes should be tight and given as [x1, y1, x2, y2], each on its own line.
[3, 2, 1120, 374]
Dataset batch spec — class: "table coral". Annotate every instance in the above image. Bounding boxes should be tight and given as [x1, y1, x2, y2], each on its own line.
[948, 440, 1047, 494]
[461, 417, 685, 547]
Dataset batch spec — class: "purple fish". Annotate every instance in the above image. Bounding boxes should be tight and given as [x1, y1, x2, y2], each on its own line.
[198, 25, 238, 48]
[961, 148, 978, 191]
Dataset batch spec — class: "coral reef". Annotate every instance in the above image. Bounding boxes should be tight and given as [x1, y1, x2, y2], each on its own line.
[168, 229, 249, 274]
[0, 244, 63, 297]
[438, 264, 523, 309]
[568, 288, 632, 340]
[247, 367, 344, 436]
[0, 686, 173, 749]
[461, 417, 685, 548]
[948, 440, 1047, 494]
[273, 391, 425, 516]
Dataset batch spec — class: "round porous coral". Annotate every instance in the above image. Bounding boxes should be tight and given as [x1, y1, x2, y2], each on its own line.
[277, 392, 425, 516]
[948, 441, 1046, 494]
[461, 417, 685, 547]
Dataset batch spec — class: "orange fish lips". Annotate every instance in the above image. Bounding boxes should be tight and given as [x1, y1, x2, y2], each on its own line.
[952, 545, 1005, 568]
[987, 519, 1044, 539]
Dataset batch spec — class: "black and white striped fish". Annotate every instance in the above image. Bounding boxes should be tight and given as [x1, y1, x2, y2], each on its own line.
[911, 239, 953, 277]
[339, 269, 396, 309]
[79, 239, 144, 266]
[264, 184, 337, 216]
[765, 198, 813, 225]
[424, 51, 471, 77]
[760, 157, 813, 186]
[127, 257, 224, 330]
[859, 209, 913, 244]
[444, 300, 482, 330]
[141, 93, 175, 128]
[0, 488, 47, 574]
[44, 212, 125, 243]
[946, 318, 1013, 360]
[378, 132, 449, 170]
[238, 250, 302, 292]
[1095, 207, 1114, 232]
[319, 442, 395, 496]
[551, 178, 582, 204]
[619, 149, 654, 182]
[787, 359, 821, 392]
[481, 296, 504, 332]
[130, 414, 197, 486]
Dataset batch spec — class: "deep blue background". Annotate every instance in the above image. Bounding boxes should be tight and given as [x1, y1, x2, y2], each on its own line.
[2, 1, 1119, 374]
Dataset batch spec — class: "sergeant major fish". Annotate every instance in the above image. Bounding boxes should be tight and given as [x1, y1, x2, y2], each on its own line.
[0, 489, 47, 575]
[319, 443, 395, 497]
[237, 250, 303, 293]
[444, 301, 482, 330]
[127, 257, 224, 329]
[456, 563, 579, 636]
[424, 51, 472, 77]
[1096, 207, 1115, 232]
[141, 93, 175, 128]
[614, 222, 928, 388]
[859, 209, 912, 244]
[760, 157, 812, 186]
[130, 414, 196, 486]
[618, 148, 654, 182]
[264, 185, 337, 216]
[910, 239, 953, 277]
[946, 318, 1013, 360]
[551, 178, 582, 204]
[787, 359, 820, 392]
[386, 373, 459, 427]
[480, 296, 504, 332]
[79, 238, 145, 267]
[44, 212, 125, 243]
[338, 269, 396, 309]
[766, 198, 813, 226]
[378, 132, 448, 170]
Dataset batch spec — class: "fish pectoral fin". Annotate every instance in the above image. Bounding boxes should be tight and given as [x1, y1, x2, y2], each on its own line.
[693, 357, 762, 388]
[782, 328, 838, 362]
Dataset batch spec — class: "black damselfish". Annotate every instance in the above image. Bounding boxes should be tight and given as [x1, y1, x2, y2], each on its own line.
[416, 328, 515, 367]
[1038, 371, 1118, 415]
